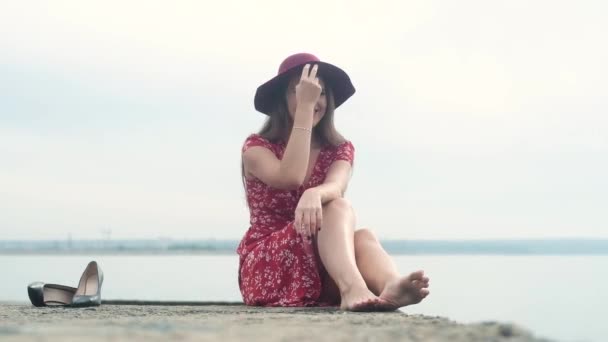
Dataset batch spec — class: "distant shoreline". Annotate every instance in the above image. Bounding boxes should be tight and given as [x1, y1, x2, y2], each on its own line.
[2, 251, 607, 256]
[1, 239, 607, 255]
[0, 250, 238, 256]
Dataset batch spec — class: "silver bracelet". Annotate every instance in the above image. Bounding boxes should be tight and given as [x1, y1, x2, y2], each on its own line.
[293, 126, 312, 133]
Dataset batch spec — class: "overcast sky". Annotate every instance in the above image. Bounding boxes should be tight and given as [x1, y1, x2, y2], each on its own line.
[1, 0, 607, 240]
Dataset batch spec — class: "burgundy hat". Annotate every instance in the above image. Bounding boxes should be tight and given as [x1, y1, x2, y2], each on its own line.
[254, 53, 356, 115]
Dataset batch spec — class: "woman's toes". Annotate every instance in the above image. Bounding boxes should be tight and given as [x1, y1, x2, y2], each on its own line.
[411, 270, 425, 280]
[413, 280, 426, 289]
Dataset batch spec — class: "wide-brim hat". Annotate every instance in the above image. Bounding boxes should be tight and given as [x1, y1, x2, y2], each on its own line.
[254, 53, 356, 115]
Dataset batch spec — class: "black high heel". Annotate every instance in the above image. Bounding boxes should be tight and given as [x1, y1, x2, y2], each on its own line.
[70, 261, 104, 307]
[27, 282, 77, 307]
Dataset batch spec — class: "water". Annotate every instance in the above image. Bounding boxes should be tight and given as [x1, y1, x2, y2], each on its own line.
[3, 239, 607, 254]
[1, 254, 605, 342]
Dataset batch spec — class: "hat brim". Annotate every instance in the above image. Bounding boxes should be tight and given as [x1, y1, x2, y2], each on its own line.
[254, 62, 355, 115]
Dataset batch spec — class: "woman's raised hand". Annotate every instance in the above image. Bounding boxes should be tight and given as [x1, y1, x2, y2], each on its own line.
[295, 64, 322, 107]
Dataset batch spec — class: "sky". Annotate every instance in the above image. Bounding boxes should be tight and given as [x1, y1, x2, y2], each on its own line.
[1, 0, 607, 240]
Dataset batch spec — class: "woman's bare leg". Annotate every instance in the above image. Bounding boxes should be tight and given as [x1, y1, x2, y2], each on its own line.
[316, 198, 380, 310]
[354, 229, 430, 309]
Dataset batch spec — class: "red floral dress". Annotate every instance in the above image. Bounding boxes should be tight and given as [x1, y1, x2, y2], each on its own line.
[237, 133, 355, 307]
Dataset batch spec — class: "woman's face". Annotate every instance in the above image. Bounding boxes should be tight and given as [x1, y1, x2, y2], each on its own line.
[285, 76, 327, 127]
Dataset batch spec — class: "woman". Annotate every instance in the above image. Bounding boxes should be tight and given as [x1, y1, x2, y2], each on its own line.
[238, 53, 430, 311]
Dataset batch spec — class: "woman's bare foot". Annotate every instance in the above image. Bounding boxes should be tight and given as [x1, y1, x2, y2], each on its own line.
[378, 270, 430, 310]
[340, 286, 382, 312]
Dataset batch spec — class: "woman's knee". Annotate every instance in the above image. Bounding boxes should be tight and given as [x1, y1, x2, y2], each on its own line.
[354, 228, 378, 249]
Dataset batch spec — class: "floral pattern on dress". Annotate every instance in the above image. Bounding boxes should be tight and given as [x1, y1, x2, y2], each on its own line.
[237, 133, 355, 306]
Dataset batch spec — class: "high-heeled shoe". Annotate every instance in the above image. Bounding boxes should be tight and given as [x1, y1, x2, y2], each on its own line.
[27, 282, 77, 307]
[70, 261, 103, 307]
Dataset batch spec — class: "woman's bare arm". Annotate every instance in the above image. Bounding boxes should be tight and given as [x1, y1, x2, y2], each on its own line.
[313, 160, 352, 204]
[242, 127, 313, 190]
[243, 64, 321, 189]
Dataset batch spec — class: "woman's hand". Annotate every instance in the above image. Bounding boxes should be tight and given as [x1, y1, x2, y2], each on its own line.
[296, 64, 322, 108]
[294, 188, 323, 239]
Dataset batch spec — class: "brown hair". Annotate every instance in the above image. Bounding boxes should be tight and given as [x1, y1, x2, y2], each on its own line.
[241, 79, 347, 196]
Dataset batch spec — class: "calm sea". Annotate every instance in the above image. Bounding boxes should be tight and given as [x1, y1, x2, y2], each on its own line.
[0, 254, 605, 342]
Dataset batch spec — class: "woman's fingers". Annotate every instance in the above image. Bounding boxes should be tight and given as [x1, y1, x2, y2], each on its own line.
[308, 208, 323, 237]
[309, 64, 318, 80]
[302, 211, 311, 238]
[295, 64, 322, 107]
[294, 210, 303, 236]
[300, 64, 311, 81]
[295, 201, 323, 239]
[299, 64, 319, 82]
[308, 211, 317, 237]
[316, 209, 323, 232]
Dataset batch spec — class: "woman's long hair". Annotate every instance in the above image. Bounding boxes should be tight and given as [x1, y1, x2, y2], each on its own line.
[241, 80, 347, 200]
